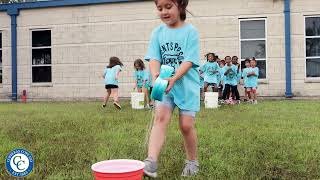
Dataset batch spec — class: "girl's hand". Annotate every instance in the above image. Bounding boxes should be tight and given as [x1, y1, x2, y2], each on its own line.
[164, 77, 177, 94]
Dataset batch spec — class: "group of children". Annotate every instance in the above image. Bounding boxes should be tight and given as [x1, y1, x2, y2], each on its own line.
[200, 53, 259, 104]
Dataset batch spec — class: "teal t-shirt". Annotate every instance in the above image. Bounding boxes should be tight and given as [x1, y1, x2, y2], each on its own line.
[217, 67, 223, 85]
[221, 64, 238, 86]
[242, 67, 250, 87]
[134, 70, 145, 88]
[199, 70, 204, 88]
[104, 65, 122, 85]
[237, 70, 242, 83]
[246, 67, 259, 88]
[201, 62, 220, 84]
[144, 70, 153, 88]
[145, 23, 200, 112]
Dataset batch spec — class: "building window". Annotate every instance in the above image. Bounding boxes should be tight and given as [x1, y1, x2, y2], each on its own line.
[305, 16, 320, 78]
[240, 19, 267, 79]
[0, 32, 2, 84]
[32, 30, 52, 83]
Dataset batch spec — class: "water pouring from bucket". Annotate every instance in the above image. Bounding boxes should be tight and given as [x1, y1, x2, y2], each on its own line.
[92, 159, 145, 180]
[151, 65, 174, 101]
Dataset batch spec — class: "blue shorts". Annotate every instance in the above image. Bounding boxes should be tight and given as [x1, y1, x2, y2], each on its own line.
[156, 95, 196, 118]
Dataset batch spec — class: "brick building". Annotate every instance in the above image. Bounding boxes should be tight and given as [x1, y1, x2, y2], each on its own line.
[0, 0, 319, 101]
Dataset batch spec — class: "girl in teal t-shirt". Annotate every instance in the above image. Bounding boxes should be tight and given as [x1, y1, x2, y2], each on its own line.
[102, 56, 123, 109]
[134, 59, 146, 92]
[201, 53, 220, 92]
[134, 59, 150, 108]
[143, 0, 200, 178]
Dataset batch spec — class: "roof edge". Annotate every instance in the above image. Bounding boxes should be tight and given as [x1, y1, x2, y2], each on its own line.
[0, 0, 144, 12]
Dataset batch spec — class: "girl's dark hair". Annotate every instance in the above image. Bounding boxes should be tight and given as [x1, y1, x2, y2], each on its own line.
[245, 58, 250, 63]
[225, 56, 231, 60]
[232, 56, 238, 60]
[107, 56, 123, 68]
[155, 0, 189, 21]
[134, 59, 145, 70]
[205, 52, 216, 61]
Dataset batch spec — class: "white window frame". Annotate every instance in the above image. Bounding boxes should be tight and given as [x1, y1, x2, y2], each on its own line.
[30, 29, 52, 84]
[239, 18, 268, 80]
[304, 15, 320, 80]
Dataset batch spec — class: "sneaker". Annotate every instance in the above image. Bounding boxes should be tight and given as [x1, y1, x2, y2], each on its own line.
[143, 158, 158, 178]
[145, 104, 150, 109]
[102, 104, 106, 108]
[253, 100, 258, 105]
[113, 102, 121, 110]
[236, 100, 241, 105]
[181, 160, 199, 177]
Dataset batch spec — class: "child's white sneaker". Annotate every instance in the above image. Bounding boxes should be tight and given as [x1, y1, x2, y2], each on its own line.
[113, 101, 121, 110]
[143, 158, 157, 178]
[181, 160, 199, 177]
[254, 100, 258, 104]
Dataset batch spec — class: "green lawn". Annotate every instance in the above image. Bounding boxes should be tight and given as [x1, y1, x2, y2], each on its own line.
[0, 100, 320, 179]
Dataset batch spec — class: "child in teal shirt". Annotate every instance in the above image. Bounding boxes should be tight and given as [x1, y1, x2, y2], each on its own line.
[134, 59, 146, 92]
[143, 0, 200, 178]
[242, 59, 251, 101]
[221, 56, 240, 103]
[246, 59, 259, 104]
[201, 53, 220, 92]
[102, 56, 123, 109]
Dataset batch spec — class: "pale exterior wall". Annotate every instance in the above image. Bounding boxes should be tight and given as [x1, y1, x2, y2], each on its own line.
[1, 0, 319, 100]
[15, 2, 157, 100]
[290, 0, 320, 96]
[189, 0, 285, 97]
[0, 12, 11, 100]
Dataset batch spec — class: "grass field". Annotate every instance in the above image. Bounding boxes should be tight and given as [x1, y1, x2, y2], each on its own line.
[0, 100, 320, 179]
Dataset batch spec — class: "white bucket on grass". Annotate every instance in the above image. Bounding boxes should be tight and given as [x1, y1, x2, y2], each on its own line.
[131, 92, 144, 109]
[205, 92, 219, 108]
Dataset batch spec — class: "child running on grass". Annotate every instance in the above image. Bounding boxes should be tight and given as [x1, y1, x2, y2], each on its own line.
[102, 56, 123, 109]
[144, 0, 200, 178]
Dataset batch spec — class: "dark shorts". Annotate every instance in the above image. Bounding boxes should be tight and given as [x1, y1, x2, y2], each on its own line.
[204, 82, 218, 87]
[105, 84, 118, 89]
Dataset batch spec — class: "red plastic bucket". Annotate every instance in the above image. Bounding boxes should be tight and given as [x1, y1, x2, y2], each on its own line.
[91, 159, 145, 180]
